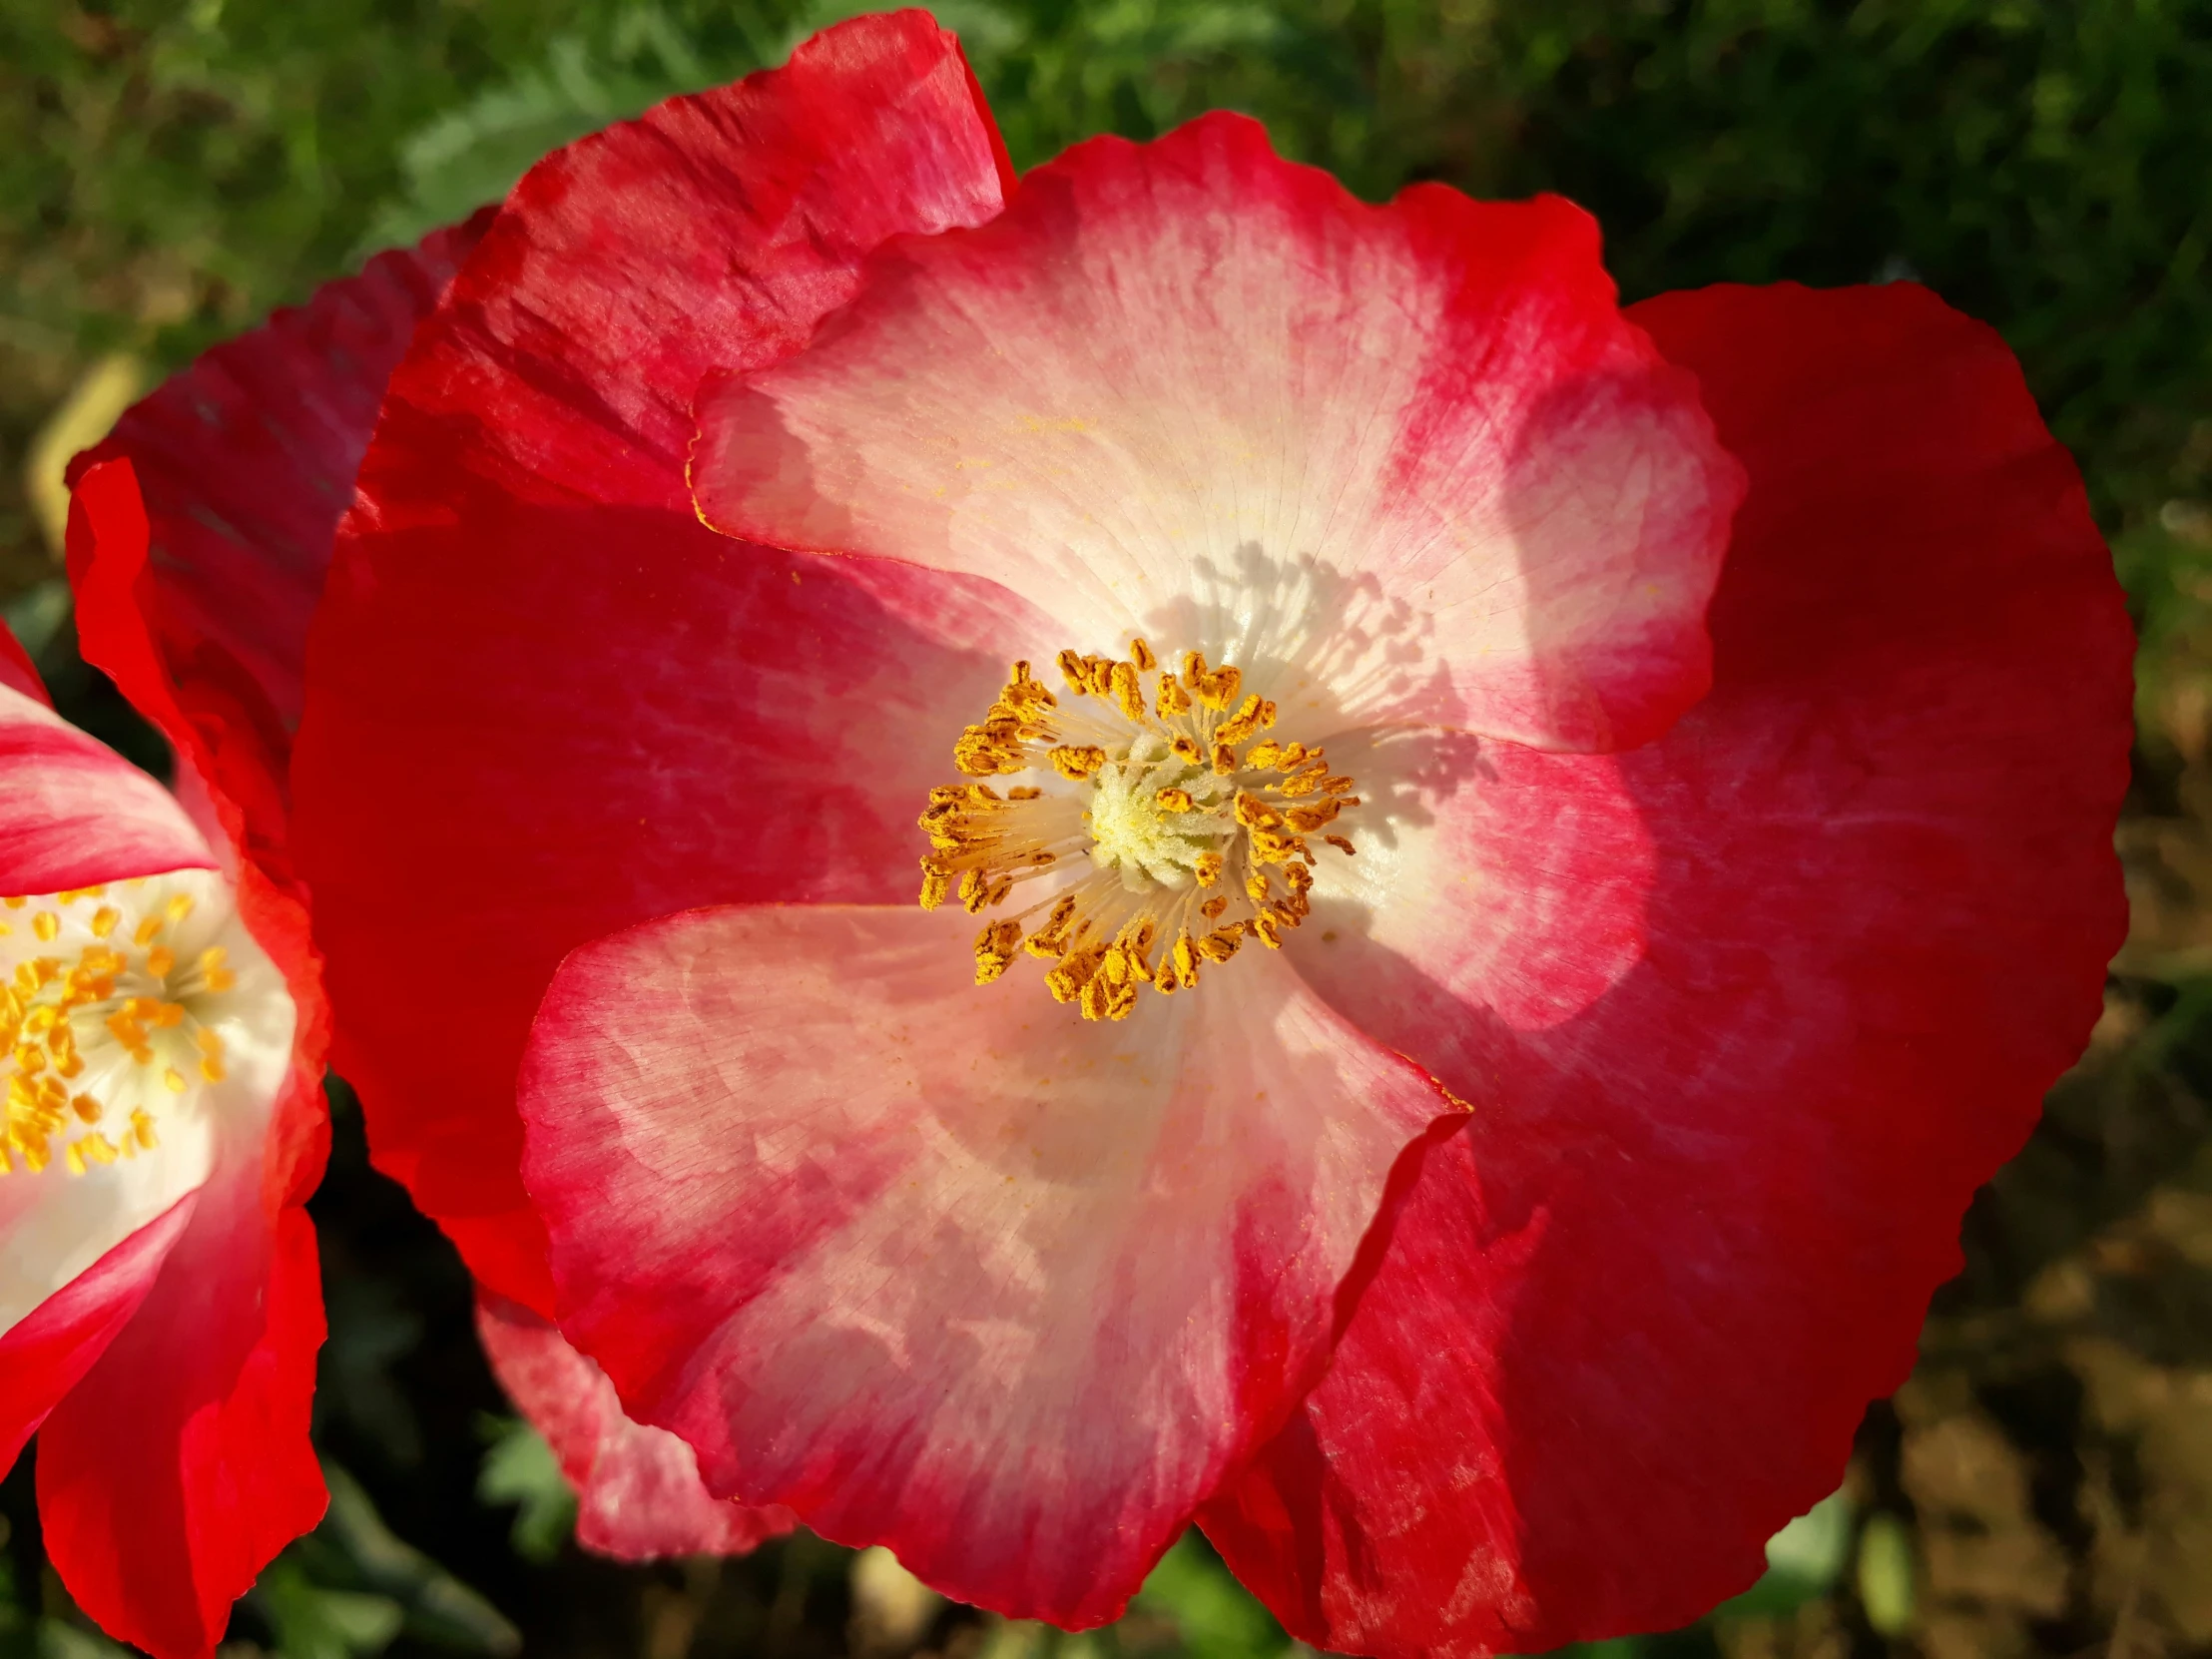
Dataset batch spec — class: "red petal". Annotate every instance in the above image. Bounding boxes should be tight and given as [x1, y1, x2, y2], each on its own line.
[39, 1145, 327, 1659]
[0, 1195, 198, 1474]
[1202, 283, 2132, 1655]
[0, 622, 46, 705]
[521, 904, 1453, 1625]
[475, 1291, 795, 1560]
[291, 10, 1014, 1312]
[695, 111, 1739, 753]
[0, 658, 212, 896]
[65, 227, 482, 895]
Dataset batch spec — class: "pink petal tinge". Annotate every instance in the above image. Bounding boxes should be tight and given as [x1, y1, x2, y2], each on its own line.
[520, 903, 1455, 1625]
[694, 112, 1742, 753]
[474, 1291, 796, 1560]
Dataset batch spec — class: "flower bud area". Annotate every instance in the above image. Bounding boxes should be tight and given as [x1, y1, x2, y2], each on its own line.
[917, 640, 1363, 1021]
[0, 870, 294, 1336]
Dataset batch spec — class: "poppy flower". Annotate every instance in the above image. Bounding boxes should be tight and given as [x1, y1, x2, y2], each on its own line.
[290, 8, 2130, 1651]
[12, 218, 499, 1654]
[57, 216, 781, 1567]
[0, 461, 317, 1659]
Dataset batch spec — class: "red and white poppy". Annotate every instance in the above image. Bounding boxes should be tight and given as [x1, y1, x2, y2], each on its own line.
[291, 11, 2130, 1651]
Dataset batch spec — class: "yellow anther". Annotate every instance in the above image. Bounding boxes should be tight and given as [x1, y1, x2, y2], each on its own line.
[90, 905, 119, 938]
[64, 1142, 85, 1177]
[1155, 788, 1196, 814]
[1201, 896, 1228, 921]
[1245, 742, 1284, 772]
[1007, 786, 1043, 801]
[131, 1110, 158, 1150]
[1048, 745, 1107, 782]
[163, 1066, 187, 1093]
[1129, 638, 1157, 672]
[167, 894, 194, 925]
[1324, 834, 1358, 856]
[918, 866, 951, 910]
[1195, 851, 1224, 887]
[957, 868, 985, 912]
[1004, 661, 1057, 710]
[1246, 872, 1271, 902]
[1024, 896, 1078, 959]
[80, 1133, 118, 1166]
[1109, 660, 1146, 723]
[1286, 799, 1350, 832]
[0, 896, 20, 908]
[1235, 794, 1283, 831]
[973, 919, 1023, 985]
[1045, 944, 1106, 1004]
[1216, 695, 1268, 747]
[1157, 674, 1193, 718]
[1251, 912, 1285, 950]
[32, 911, 60, 942]
[72, 1093, 101, 1123]
[134, 916, 164, 946]
[1182, 652, 1242, 712]
[147, 945, 177, 979]
[1211, 743, 1238, 777]
[1056, 649, 1090, 692]
[1198, 926, 1244, 964]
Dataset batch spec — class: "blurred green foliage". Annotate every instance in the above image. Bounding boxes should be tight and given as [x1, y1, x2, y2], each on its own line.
[4, 0, 2207, 542]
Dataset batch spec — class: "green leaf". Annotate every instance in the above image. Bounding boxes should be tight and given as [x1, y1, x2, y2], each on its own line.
[252, 1557, 405, 1659]
[354, 5, 747, 256]
[307, 1461, 521, 1654]
[1855, 1512, 1917, 1637]
[1714, 1488, 1854, 1618]
[476, 1415, 579, 1565]
[1133, 1531, 1287, 1659]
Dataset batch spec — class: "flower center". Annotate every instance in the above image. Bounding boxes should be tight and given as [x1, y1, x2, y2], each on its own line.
[1, 873, 259, 1178]
[917, 640, 1361, 1021]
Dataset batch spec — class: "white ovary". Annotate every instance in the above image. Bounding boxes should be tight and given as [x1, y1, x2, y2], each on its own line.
[1085, 736, 1233, 891]
[0, 868, 295, 1338]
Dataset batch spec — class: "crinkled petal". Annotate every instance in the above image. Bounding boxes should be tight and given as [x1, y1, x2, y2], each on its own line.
[39, 1112, 327, 1659]
[37, 464, 334, 1659]
[521, 903, 1453, 1625]
[0, 1195, 197, 1474]
[1201, 282, 2133, 1656]
[66, 219, 485, 874]
[695, 111, 1740, 752]
[475, 1291, 796, 1560]
[292, 10, 1016, 1312]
